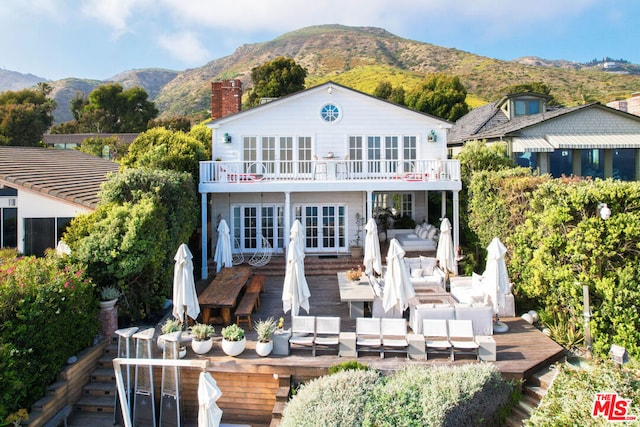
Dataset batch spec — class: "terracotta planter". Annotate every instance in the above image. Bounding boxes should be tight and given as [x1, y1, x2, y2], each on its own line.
[255, 340, 273, 357]
[350, 246, 363, 258]
[191, 338, 213, 355]
[221, 337, 246, 357]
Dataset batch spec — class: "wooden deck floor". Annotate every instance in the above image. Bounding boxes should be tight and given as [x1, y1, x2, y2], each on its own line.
[197, 274, 564, 381]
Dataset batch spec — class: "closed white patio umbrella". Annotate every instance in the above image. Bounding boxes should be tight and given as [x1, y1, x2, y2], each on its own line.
[436, 218, 456, 275]
[172, 243, 200, 324]
[363, 217, 382, 276]
[483, 237, 510, 332]
[382, 238, 416, 317]
[282, 220, 311, 316]
[197, 371, 223, 427]
[213, 219, 232, 273]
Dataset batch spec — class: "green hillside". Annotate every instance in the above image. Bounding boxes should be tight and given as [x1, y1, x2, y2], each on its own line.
[43, 25, 640, 122]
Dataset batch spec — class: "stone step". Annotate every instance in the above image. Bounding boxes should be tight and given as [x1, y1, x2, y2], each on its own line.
[271, 401, 286, 420]
[83, 381, 117, 397]
[526, 364, 558, 389]
[74, 396, 115, 414]
[97, 355, 115, 369]
[90, 368, 115, 383]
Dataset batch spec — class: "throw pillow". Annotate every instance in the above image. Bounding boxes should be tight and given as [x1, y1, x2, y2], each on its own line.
[419, 256, 438, 275]
[427, 226, 438, 240]
[411, 268, 423, 278]
[418, 228, 428, 239]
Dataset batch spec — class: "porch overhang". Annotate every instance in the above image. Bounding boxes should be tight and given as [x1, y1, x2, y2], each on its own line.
[199, 179, 462, 194]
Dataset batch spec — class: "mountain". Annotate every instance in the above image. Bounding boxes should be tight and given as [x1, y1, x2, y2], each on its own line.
[5, 25, 640, 123]
[0, 68, 47, 91]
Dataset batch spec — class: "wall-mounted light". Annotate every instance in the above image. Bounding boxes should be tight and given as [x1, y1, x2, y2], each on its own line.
[428, 130, 437, 142]
[597, 203, 611, 220]
[327, 85, 333, 95]
[223, 133, 231, 143]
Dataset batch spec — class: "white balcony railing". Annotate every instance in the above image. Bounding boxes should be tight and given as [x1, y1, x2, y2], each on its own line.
[200, 159, 460, 184]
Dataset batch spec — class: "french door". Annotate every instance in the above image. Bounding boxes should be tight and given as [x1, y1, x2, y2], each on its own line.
[295, 205, 346, 252]
[232, 205, 284, 252]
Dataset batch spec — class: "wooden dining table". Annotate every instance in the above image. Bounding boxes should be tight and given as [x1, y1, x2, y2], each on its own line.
[198, 265, 252, 325]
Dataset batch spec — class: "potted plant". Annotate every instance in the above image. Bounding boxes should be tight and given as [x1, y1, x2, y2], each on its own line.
[254, 317, 277, 357]
[349, 213, 363, 258]
[221, 324, 246, 356]
[99, 285, 120, 309]
[190, 323, 215, 355]
[158, 318, 182, 350]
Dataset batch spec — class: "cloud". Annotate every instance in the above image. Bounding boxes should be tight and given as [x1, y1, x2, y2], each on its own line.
[81, 0, 151, 36]
[157, 31, 211, 64]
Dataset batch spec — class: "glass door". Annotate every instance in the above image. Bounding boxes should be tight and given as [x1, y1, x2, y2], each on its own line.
[295, 205, 346, 252]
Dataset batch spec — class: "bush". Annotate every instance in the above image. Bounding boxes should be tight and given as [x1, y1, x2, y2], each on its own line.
[364, 364, 514, 427]
[281, 369, 381, 427]
[0, 252, 99, 422]
[281, 364, 515, 427]
[64, 168, 198, 320]
[509, 179, 640, 359]
[529, 360, 640, 426]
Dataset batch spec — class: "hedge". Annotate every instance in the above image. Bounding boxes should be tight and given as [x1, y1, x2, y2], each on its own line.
[0, 252, 99, 424]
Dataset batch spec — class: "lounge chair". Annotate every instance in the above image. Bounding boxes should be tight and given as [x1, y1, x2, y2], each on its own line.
[381, 318, 409, 359]
[356, 317, 382, 358]
[289, 316, 315, 354]
[448, 319, 479, 361]
[423, 319, 453, 361]
[313, 316, 340, 356]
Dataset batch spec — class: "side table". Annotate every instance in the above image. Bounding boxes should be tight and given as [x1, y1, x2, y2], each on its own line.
[475, 335, 496, 361]
[407, 333, 425, 360]
[339, 332, 357, 357]
[273, 329, 291, 356]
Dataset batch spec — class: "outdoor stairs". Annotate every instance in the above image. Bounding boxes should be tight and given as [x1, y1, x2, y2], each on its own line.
[252, 254, 363, 276]
[67, 339, 118, 426]
[269, 375, 292, 427]
[503, 364, 558, 427]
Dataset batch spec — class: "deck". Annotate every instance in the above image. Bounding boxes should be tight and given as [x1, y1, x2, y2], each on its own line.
[67, 270, 564, 426]
[200, 274, 564, 381]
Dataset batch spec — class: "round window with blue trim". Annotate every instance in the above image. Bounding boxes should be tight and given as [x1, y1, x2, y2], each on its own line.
[320, 103, 340, 122]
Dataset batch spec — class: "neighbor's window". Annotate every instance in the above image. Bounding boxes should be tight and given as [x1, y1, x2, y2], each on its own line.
[613, 148, 636, 181]
[514, 100, 541, 116]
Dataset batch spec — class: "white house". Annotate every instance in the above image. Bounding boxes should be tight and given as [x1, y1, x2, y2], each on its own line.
[199, 81, 462, 279]
[0, 147, 118, 256]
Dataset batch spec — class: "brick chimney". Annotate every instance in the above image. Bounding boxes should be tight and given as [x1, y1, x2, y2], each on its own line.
[211, 79, 242, 120]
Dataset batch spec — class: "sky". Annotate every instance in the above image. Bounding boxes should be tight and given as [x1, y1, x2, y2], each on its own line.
[1, 0, 638, 82]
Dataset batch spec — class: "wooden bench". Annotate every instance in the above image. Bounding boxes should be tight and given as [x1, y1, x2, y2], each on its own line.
[235, 292, 260, 330]
[245, 275, 265, 307]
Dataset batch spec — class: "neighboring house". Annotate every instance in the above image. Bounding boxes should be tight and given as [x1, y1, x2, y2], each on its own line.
[448, 92, 640, 180]
[199, 80, 462, 279]
[0, 147, 119, 256]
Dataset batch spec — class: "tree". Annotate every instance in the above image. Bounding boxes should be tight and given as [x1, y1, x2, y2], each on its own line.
[405, 73, 469, 121]
[64, 168, 198, 319]
[374, 80, 405, 105]
[77, 135, 128, 160]
[120, 127, 208, 183]
[52, 83, 158, 133]
[247, 57, 307, 107]
[0, 89, 56, 146]
[147, 116, 192, 132]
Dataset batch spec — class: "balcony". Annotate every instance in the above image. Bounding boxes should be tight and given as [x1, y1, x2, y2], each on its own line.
[200, 159, 460, 190]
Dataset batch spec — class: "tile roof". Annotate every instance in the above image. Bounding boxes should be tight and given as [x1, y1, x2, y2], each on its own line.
[0, 147, 119, 209]
[42, 133, 139, 145]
